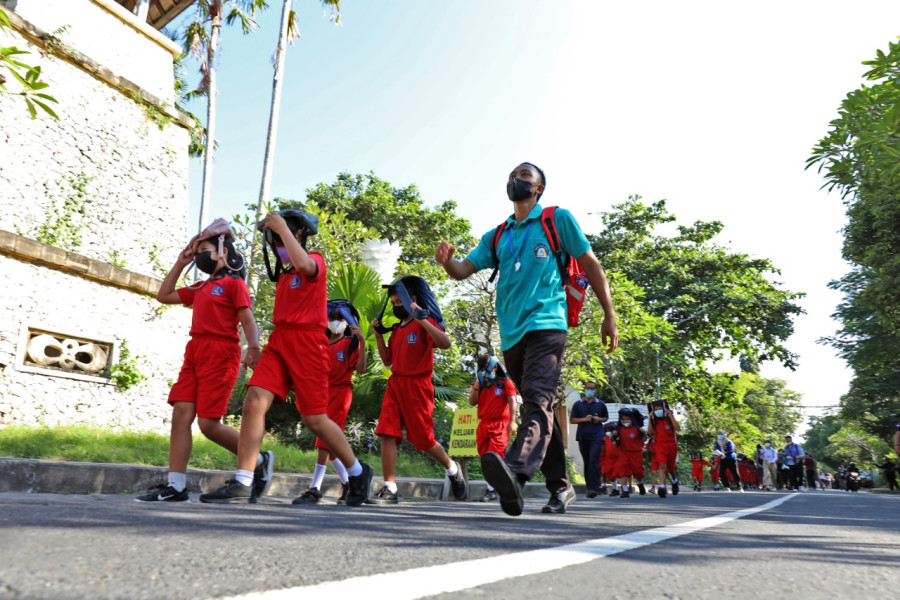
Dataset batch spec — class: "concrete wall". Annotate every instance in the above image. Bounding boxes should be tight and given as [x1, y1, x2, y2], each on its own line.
[0, 0, 197, 433]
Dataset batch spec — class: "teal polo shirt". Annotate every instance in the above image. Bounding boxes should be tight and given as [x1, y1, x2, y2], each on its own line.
[465, 203, 591, 351]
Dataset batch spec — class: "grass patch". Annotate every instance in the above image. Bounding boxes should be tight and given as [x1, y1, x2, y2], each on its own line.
[0, 425, 469, 479]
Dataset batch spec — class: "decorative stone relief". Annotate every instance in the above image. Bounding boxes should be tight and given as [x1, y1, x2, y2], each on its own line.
[17, 326, 115, 383]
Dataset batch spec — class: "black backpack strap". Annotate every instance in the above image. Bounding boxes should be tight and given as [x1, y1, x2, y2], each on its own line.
[488, 221, 508, 283]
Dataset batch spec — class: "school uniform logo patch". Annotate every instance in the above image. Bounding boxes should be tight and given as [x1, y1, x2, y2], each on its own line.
[407, 332, 418, 344]
[534, 243, 550, 259]
[494, 387, 502, 396]
[337, 350, 346, 362]
[290, 275, 302, 289]
[211, 285, 225, 296]
[575, 274, 589, 288]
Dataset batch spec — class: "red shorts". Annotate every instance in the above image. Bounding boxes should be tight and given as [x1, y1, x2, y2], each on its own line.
[168, 337, 241, 419]
[476, 419, 510, 457]
[616, 450, 644, 479]
[375, 375, 435, 451]
[315, 384, 353, 451]
[651, 443, 678, 472]
[691, 465, 705, 479]
[248, 328, 328, 414]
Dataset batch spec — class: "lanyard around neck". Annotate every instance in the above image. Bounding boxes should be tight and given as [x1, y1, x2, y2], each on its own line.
[507, 220, 534, 272]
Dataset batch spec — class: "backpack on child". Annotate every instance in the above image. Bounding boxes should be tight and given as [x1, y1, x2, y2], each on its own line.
[488, 206, 589, 327]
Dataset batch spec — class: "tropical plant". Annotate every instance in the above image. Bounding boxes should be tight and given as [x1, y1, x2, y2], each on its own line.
[0, 8, 58, 119]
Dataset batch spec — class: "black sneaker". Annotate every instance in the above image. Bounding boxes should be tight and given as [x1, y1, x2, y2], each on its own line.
[586, 490, 599, 498]
[658, 487, 668, 498]
[637, 482, 646, 496]
[609, 489, 620, 497]
[620, 490, 630, 499]
[135, 483, 189, 503]
[292, 487, 322, 505]
[336, 482, 350, 505]
[345, 462, 374, 506]
[481, 451, 524, 516]
[671, 479, 679, 496]
[599, 486, 608, 495]
[480, 489, 498, 502]
[199, 479, 252, 504]
[542, 485, 576, 514]
[448, 461, 468, 500]
[253, 451, 275, 499]
[365, 485, 399, 505]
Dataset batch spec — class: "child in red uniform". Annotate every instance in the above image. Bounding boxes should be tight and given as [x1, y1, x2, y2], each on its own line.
[616, 411, 646, 499]
[136, 222, 261, 502]
[601, 424, 621, 496]
[292, 301, 366, 505]
[647, 399, 681, 498]
[368, 276, 468, 505]
[690, 452, 710, 491]
[200, 210, 373, 505]
[469, 354, 518, 502]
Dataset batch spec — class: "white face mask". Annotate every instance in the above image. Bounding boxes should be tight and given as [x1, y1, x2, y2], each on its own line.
[328, 320, 347, 335]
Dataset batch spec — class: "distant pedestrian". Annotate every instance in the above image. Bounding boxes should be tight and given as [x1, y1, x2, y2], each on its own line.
[569, 381, 608, 498]
[879, 457, 898, 491]
[647, 400, 680, 497]
[760, 440, 777, 491]
[804, 454, 818, 490]
[714, 430, 742, 492]
[783, 435, 806, 491]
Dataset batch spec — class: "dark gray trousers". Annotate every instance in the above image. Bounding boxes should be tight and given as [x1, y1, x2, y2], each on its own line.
[502, 329, 569, 494]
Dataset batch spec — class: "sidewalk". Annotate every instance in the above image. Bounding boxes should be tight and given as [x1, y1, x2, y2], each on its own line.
[0, 457, 567, 501]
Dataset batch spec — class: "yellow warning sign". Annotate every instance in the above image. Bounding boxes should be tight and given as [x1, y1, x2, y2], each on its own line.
[449, 407, 480, 458]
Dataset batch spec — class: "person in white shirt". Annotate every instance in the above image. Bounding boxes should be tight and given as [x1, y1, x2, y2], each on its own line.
[760, 440, 777, 491]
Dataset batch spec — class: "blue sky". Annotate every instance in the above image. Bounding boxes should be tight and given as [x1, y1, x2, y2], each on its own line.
[171, 0, 900, 429]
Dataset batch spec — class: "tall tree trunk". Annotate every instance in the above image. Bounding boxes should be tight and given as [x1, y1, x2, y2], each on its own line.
[198, 12, 221, 235]
[247, 0, 292, 305]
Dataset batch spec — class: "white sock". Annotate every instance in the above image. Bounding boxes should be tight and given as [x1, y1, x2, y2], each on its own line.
[311, 463, 327, 489]
[384, 481, 398, 493]
[612, 482, 619, 491]
[346, 459, 363, 478]
[168, 472, 186, 492]
[330, 458, 349, 484]
[256, 453, 264, 467]
[446, 461, 459, 477]
[486, 483, 495, 492]
[235, 469, 254, 487]
[660, 484, 667, 490]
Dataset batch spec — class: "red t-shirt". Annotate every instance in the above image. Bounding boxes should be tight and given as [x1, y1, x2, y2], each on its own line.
[477, 378, 517, 422]
[653, 417, 677, 445]
[272, 253, 327, 329]
[177, 274, 251, 342]
[618, 426, 644, 452]
[386, 317, 440, 377]
[329, 336, 359, 387]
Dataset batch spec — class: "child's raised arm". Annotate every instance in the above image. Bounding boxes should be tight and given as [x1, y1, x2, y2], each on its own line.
[157, 243, 195, 304]
[411, 303, 451, 349]
[372, 318, 392, 366]
[349, 324, 367, 374]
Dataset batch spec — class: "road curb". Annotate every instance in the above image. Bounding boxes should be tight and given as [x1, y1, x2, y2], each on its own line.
[0, 457, 565, 501]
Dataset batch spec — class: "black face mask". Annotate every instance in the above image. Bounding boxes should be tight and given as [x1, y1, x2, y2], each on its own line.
[195, 251, 219, 275]
[506, 177, 534, 202]
[392, 305, 409, 320]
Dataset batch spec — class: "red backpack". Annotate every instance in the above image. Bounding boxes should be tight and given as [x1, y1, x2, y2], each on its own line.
[489, 206, 590, 327]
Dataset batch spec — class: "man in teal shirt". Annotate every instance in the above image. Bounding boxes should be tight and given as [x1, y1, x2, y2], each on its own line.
[436, 162, 618, 516]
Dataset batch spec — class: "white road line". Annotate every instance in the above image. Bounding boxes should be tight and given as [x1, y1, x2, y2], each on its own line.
[218, 494, 798, 600]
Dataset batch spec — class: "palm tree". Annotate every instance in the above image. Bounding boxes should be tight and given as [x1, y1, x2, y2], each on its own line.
[183, 0, 268, 236]
[247, 0, 341, 304]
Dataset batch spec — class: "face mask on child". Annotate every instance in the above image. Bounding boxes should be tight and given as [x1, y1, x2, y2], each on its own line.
[717, 434, 725, 440]
[392, 305, 409, 319]
[654, 409, 664, 418]
[621, 421, 632, 428]
[195, 251, 219, 275]
[328, 320, 347, 335]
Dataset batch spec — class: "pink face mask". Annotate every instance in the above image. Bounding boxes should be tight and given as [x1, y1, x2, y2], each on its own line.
[276, 247, 291, 263]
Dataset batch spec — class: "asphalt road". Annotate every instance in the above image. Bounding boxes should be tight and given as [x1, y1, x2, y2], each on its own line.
[1, 488, 898, 600]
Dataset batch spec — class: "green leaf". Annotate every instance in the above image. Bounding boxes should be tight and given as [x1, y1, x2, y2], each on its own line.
[31, 98, 58, 119]
[24, 97, 36, 119]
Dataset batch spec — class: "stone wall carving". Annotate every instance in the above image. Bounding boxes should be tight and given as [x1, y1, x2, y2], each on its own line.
[22, 330, 112, 376]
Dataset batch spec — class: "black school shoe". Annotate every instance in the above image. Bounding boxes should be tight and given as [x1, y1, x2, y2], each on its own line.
[671, 479, 680, 495]
[481, 452, 524, 516]
[542, 485, 576, 513]
[135, 484, 190, 503]
[336, 482, 350, 505]
[253, 451, 275, 499]
[365, 485, 399, 505]
[345, 462, 374, 506]
[292, 487, 322, 504]
[620, 490, 630, 499]
[657, 486, 668, 498]
[637, 482, 646, 496]
[448, 461, 468, 500]
[199, 480, 253, 503]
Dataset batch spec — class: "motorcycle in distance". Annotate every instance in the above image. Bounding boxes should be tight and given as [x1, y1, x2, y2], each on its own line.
[846, 463, 861, 492]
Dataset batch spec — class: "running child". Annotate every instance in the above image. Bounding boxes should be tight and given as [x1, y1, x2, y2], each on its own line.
[136, 219, 262, 502]
[469, 354, 518, 502]
[368, 276, 468, 505]
[690, 452, 710, 491]
[647, 399, 680, 498]
[615, 409, 646, 499]
[292, 300, 367, 505]
[600, 423, 620, 496]
[199, 209, 373, 505]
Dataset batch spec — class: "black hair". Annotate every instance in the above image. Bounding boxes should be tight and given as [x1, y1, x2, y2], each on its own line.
[522, 162, 546, 199]
[477, 354, 492, 372]
[203, 235, 247, 280]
